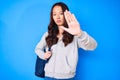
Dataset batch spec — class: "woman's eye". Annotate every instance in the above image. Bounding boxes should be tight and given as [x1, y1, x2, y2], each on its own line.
[60, 13, 63, 15]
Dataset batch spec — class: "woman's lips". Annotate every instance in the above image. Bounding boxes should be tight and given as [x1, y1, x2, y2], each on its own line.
[57, 20, 61, 23]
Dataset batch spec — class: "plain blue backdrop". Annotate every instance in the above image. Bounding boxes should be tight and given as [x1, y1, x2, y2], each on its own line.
[0, 0, 120, 80]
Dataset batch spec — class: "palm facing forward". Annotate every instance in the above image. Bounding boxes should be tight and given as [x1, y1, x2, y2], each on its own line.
[60, 10, 82, 36]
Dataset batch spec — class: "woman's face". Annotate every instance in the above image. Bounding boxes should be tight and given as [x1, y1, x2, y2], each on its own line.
[52, 6, 65, 26]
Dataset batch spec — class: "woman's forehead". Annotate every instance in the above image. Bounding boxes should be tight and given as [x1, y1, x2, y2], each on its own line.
[53, 6, 63, 13]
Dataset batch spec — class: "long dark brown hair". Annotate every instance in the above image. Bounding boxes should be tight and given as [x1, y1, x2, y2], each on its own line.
[46, 2, 74, 48]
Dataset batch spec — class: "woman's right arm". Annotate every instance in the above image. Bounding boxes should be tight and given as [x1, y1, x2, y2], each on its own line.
[35, 32, 48, 60]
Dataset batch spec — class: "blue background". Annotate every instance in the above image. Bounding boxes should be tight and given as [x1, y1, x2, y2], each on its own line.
[0, 0, 120, 80]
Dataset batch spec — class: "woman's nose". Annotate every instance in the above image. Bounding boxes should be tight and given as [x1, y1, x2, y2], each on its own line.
[56, 14, 60, 19]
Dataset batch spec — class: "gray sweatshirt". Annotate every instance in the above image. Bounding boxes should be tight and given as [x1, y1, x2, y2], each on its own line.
[35, 31, 97, 79]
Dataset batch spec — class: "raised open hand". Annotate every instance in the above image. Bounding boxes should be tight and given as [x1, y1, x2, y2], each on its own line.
[60, 10, 82, 36]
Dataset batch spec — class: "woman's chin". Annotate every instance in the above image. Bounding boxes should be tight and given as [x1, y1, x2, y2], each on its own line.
[56, 24, 63, 26]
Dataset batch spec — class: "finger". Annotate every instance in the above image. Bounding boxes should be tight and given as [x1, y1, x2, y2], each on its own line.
[47, 51, 51, 54]
[60, 26, 69, 32]
[64, 10, 69, 23]
[68, 11, 73, 22]
[64, 10, 71, 24]
[48, 53, 52, 56]
[66, 11, 73, 22]
[71, 14, 76, 22]
[72, 14, 78, 23]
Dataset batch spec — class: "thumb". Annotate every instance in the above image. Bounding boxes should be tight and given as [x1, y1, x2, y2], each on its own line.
[60, 26, 69, 32]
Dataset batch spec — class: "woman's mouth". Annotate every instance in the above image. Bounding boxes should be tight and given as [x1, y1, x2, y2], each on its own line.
[57, 20, 61, 23]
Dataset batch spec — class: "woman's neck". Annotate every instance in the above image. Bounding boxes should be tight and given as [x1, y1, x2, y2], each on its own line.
[58, 26, 64, 38]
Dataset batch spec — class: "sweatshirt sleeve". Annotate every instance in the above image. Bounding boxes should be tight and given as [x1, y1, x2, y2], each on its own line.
[75, 31, 97, 50]
[35, 32, 48, 60]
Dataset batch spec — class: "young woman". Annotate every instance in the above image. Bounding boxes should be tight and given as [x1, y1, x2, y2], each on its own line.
[35, 2, 97, 80]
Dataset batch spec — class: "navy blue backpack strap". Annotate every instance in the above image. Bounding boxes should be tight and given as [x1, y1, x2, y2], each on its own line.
[35, 48, 51, 78]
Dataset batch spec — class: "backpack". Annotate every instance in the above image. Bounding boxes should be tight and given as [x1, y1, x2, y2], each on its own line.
[35, 48, 51, 78]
